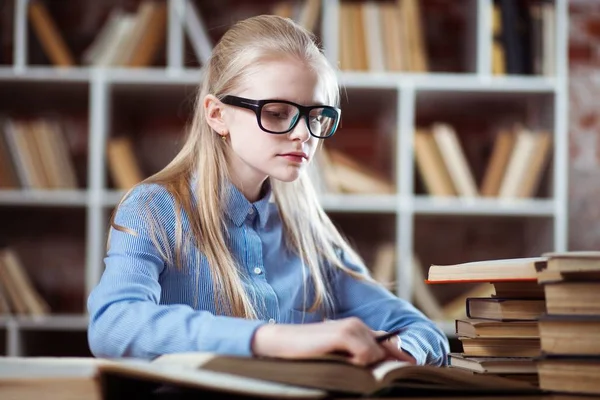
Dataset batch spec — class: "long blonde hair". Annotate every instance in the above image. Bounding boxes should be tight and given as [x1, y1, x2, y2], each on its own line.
[110, 15, 370, 319]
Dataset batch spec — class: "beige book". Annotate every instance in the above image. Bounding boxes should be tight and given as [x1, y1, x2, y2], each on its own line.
[431, 123, 478, 197]
[414, 128, 456, 196]
[542, 251, 600, 272]
[544, 281, 600, 316]
[350, 3, 368, 71]
[539, 315, 600, 355]
[459, 337, 541, 358]
[0, 272, 12, 314]
[30, 120, 61, 188]
[466, 298, 546, 321]
[44, 120, 78, 188]
[448, 353, 537, 375]
[27, 1, 75, 67]
[338, 3, 352, 71]
[23, 121, 52, 189]
[327, 149, 395, 194]
[272, 2, 294, 19]
[517, 131, 552, 198]
[480, 129, 516, 197]
[361, 2, 385, 72]
[297, 0, 321, 33]
[126, 1, 167, 67]
[399, 0, 428, 72]
[380, 3, 404, 72]
[107, 137, 145, 190]
[491, 3, 506, 75]
[1, 249, 50, 316]
[498, 128, 538, 199]
[538, 358, 600, 395]
[428, 257, 545, 283]
[456, 319, 539, 339]
[0, 253, 28, 314]
[151, 352, 536, 396]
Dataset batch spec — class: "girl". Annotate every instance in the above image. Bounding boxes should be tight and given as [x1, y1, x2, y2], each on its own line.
[87, 14, 449, 367]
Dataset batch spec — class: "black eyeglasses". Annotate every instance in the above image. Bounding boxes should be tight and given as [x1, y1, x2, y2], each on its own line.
[220, 95, 340, 139]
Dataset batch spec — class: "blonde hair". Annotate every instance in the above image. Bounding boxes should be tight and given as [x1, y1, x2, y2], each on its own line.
[110, 15, 370, 319]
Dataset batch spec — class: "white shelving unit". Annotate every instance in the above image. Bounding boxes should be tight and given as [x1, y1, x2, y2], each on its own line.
[0, 0, 569, 354]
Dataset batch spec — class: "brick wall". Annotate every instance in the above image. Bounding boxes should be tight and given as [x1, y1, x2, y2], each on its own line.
[568, 1, 600, 249]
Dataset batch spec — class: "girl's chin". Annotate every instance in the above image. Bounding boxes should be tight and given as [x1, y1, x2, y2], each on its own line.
[269, 170, 302, 183]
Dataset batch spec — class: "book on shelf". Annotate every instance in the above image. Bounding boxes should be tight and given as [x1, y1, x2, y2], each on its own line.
[414, 122, 552, 200]
[27, 0, 75, 67]
[480, 128, 515, 196]
[0, 247, 50, 316]
[83, 1, 167, 68]
[338, 0, 428, 72]
[106, 136, 145, 190]
[0, 117, 78, 190]
[430, 123, 478, 197]
[497, 127, 552, 199]
[316, 146, 395, 195]
[492, 0, 555, 76]
[413, 128, 457, 197]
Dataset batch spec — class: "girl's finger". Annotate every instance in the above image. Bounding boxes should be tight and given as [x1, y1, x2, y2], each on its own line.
[379, 336, 417, 364]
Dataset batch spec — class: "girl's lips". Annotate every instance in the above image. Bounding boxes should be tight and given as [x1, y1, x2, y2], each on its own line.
[280, 154, 306, 163]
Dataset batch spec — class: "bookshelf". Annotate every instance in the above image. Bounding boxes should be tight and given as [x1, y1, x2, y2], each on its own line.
[0, 0, 569, 356]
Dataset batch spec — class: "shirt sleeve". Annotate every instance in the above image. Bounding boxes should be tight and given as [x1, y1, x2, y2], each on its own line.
[87, 184, 266, 359]
[330, 250, 449, 366]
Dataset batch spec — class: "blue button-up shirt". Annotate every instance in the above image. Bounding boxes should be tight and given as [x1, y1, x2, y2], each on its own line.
[87, 181, 449, 365]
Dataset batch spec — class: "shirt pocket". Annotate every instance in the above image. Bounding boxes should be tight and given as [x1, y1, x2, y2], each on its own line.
[288, 308, 324, 324]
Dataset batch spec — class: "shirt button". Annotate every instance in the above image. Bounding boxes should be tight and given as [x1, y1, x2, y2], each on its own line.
[248, 208, 254, 215]
[268, 318, 276, 324]
[253, 267, 262, 275]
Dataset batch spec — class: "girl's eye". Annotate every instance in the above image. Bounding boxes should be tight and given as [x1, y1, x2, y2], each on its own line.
[266, 111, 288, 119]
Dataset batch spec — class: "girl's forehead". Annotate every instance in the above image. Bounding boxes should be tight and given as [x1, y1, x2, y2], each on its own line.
[238, 61, 328, 104]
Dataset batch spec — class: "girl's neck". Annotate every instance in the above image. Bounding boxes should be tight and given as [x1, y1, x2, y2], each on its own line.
[231, 175, 269, 203]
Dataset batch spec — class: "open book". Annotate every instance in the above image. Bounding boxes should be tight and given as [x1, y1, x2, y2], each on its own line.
[150, 352, 539, 396]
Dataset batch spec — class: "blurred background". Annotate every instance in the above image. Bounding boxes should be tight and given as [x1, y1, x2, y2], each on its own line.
[0, 0, 592, 361]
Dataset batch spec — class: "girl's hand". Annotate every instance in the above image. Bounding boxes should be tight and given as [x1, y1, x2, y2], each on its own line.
[373, 330, 417, 364]
[251, 317, 387, 366]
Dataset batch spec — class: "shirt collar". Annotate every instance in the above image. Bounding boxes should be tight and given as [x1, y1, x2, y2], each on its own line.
[223, 179, 272, 228]
[189, 172, 272, 228]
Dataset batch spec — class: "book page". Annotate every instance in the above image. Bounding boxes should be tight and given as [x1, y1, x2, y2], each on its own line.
[371, 360, 413, 382]
[152, 352, 217, 368]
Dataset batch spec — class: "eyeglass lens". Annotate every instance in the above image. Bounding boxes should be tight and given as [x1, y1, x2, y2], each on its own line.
[260, 102, 337, 137]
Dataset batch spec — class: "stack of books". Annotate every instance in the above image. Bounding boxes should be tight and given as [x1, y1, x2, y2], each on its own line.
[428, 257, 547, 386]
[536, 251, 600, 396]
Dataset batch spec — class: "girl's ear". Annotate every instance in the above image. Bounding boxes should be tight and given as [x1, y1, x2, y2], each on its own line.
[204, 94, 228, 135]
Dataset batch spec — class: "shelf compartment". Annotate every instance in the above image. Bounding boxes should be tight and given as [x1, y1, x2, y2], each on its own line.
[0, 206, 87, 314]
